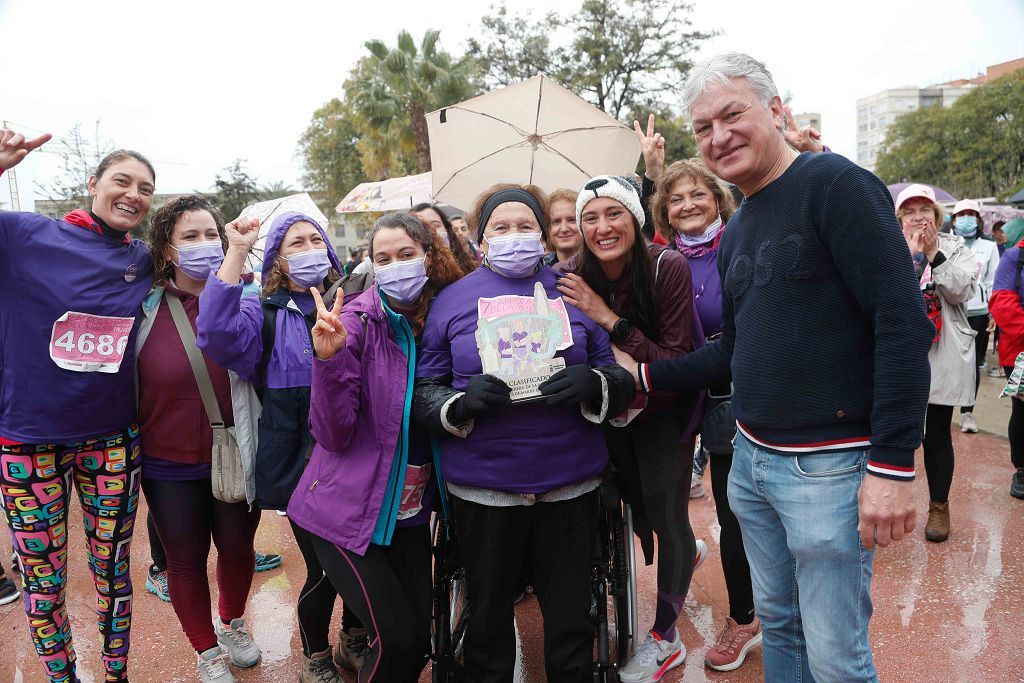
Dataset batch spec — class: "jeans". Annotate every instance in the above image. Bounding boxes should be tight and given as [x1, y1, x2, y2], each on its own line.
[729, 433, 877, 682]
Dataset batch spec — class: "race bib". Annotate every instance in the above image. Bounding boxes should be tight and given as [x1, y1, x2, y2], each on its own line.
[49, 312, 135, 374]
[397, 464, 431, 521]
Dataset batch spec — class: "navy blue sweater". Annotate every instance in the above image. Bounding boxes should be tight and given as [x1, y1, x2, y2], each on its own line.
[641, 153, 934, 479]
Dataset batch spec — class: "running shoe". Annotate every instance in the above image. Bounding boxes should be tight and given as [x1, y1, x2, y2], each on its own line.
[215, 617, 262, 669]
[146, 569, 170, 602]
[987, 365, 1004, 378]
[705, 616, 762, 671]
[618, 630, 686, 682]
[1011, 468, 1024, 500]
[254, 552, 282, 572]
[0, 576, 20, 606]
[333, 626, 370, 671]
[960, 413, 979, 433]
[197, 645, 235, 682]
[694, 539, 708, 571]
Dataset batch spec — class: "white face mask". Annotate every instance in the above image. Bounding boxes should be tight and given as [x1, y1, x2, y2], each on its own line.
[485, 232, 545, 278]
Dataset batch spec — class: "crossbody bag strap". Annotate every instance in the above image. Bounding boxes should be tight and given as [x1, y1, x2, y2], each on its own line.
[164, 291, 225, 427]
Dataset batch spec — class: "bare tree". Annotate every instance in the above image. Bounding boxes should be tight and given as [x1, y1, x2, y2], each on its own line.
[35, 121, 113, 218]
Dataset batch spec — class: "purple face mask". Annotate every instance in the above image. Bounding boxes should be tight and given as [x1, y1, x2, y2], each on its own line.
[374, 256, 428, 305]
[282, 248, 331, 289]
[174, 240, 224, 281]
[485, 232, 545, 278]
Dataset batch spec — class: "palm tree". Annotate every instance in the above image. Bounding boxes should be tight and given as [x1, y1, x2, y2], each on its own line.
[351, 29, 477, 173]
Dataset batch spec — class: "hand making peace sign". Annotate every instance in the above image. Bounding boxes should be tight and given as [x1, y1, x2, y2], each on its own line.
[783, 106, 824, 154]
[310, 287, 348, 360]
[633, 114, 666, 182]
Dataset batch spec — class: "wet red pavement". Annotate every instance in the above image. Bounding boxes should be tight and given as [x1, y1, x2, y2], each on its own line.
[2, 418, 1023, 681]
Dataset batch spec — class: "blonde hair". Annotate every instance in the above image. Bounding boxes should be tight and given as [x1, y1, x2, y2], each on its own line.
[896, 202, 944, 229]
[651, 160, 736, 241]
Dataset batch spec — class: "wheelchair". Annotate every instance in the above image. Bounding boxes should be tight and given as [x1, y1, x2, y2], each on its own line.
[429, 478, 639, 683]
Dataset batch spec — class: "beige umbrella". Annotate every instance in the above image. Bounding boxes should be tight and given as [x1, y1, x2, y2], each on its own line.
[336, 172, 433, 213]
[426, 75, 640, 211]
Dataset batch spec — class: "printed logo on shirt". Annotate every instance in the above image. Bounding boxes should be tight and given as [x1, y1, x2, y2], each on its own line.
[123, 264, 138, 283]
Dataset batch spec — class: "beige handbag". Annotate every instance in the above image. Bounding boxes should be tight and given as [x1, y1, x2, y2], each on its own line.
[165, 292, 246, 503]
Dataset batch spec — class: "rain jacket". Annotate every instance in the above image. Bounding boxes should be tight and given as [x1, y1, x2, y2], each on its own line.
[923, 233, 979, 406]
[989, 239, 1024, 368]
[197, 212, 342, 509]
[287, 286, 446, 555]
[963, 237, 1000, 316]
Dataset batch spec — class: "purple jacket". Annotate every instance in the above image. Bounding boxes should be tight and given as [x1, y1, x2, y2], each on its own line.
[196, 211, 343, 385]
[287, 287, 426, 555]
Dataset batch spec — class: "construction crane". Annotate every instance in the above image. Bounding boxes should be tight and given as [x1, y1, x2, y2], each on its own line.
[2, 121, 21, 210]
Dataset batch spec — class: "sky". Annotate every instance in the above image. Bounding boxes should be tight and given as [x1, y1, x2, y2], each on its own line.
[1, 0, 1021, 210]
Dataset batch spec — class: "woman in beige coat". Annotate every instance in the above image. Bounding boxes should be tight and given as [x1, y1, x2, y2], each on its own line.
[895, 185, 978, 543]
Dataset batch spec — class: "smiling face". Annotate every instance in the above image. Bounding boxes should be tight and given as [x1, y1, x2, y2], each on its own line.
[164, 210, 220, 273]
[899, 197, 938, 237]
[277, 221, 327, 270]
[88, 159, 155, 231]
[372, 226, 428, 268]
[580, 197, 635, 269]
[549, 199, 582, 258]
[690, 77, 786, 196]
[480, 202, 542, 255]
[667, 176, 720, 236]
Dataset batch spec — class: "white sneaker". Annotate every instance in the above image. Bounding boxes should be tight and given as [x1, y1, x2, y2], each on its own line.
[197, 646, 235, 682]
[960, 413, 979, 433]
[618, 630, 686, 682]
[694, 539, 708, 571]
[215, 617, 262, 668]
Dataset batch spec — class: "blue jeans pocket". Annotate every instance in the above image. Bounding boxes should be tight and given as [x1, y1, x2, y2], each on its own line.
[793, 449, 867, 478]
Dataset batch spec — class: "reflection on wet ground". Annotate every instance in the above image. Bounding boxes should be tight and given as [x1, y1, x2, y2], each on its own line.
[2, 429, 1022, 682]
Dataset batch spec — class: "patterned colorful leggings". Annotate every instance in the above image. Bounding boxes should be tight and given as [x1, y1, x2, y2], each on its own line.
[1, 424, 142, 683]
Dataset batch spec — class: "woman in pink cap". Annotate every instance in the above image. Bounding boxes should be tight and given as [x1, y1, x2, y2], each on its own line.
[895, 184, 978, 542]
[949, 199, 1000, 434]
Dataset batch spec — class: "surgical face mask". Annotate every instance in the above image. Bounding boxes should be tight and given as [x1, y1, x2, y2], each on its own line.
[485, 232, 545, 278]
[173, 240, 224, 281]
[954, 215, 978, 238]
[282, 248, 331, 289]
[374, 257, 428, 304]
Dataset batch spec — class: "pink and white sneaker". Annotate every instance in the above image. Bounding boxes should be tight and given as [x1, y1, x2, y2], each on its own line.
[618, 630, 686, 682]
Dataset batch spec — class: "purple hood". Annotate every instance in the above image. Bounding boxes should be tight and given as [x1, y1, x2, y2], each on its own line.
[261, 211, 343, 281]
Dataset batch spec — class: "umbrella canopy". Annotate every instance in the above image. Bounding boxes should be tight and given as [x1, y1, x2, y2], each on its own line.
[336, 172, 433, 213]
[1006, 187, 1024, 204]
[237, 193, 331, 275]
[427, 75, 641, 212]
[887, 182, 957, 204]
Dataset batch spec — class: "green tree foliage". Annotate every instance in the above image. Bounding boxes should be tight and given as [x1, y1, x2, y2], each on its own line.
[213, 159, 261, 221]
[469, 0, 715, 120]
[297, 98, 367, 200]
[876, 70, 1024, 200]
[350, 29, 480, 172]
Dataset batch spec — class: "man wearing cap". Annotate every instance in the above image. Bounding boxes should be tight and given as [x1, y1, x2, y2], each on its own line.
[614, 52, 935, 681]
[949, 198, 1000, 434]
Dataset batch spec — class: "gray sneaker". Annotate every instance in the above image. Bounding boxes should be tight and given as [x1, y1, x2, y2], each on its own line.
[215, 617, 262, 669]
[960, 413, 979, 433]
[197, 646, 235, 682]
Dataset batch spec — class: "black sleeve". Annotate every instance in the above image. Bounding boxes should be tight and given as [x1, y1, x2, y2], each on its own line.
[594, 364, 636, 419]
[412, 376, 460, 438]
[645, 337, 732, 394]
[640, 175, 657, 240]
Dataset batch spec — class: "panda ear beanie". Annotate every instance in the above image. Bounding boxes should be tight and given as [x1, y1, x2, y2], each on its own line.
[575, 175, 645, 233]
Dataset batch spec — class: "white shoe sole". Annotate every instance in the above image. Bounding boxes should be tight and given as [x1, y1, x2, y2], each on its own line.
[619, 648, 686, 682]
[0, 590, 20, 606]
[705, 630, 762, 672]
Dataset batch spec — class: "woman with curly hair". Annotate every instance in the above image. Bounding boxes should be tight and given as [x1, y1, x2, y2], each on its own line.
[136, 195, 263, 683]
[287, 212, 464, 682]
[196, 210, 347, 682]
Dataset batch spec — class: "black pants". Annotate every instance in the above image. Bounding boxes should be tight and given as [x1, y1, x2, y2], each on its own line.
[923, 403, 956, 503]
[1004, 366, 1024, 469]
[604, 410, 695, 595]
[709, 450, 755, 623]
[452, 491, 598, 683]
[147, 510, 167, 570]
[309, 525, 432, 683]
[290, 521, 340, 656]
[962, 314, 989, 414]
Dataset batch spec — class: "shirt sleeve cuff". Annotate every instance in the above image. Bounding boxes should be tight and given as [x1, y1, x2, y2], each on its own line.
[865, 446, 916, 481]
[441, 392, 473, 438]
[637, 362, 653, 394]
[580, 370, 610, 424]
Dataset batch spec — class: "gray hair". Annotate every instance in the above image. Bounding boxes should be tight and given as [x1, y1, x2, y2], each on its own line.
[681, 52, 779, 117]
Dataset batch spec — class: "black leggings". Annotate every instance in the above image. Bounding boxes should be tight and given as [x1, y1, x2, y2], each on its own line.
[147, 510, 167, 570]
[1004, 366, 1024, 469]
[923, 403, 956, 503]
[962, 314, 989, 414]
[605, 410, 696, 596]
[709, 450, 755, 624]
[309, 525, 432, 683]
[289, 521, 340, 656]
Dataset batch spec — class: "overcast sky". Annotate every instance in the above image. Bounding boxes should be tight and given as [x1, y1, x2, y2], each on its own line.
[1, 0, 1021, 210]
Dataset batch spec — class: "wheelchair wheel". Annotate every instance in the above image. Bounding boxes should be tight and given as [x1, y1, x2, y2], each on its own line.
[608, 501, 638, 665]
[432, 514, 468, 683]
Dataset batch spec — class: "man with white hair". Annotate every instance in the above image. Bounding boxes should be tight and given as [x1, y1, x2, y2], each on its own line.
[617, 53, 934, 681]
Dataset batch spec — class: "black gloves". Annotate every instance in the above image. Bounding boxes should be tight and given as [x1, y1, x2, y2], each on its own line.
[539, 364, 602, 406]
[451, 374, 512, 422]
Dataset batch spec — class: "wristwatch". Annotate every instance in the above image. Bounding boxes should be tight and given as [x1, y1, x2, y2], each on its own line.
[611, 317, 633, 343]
